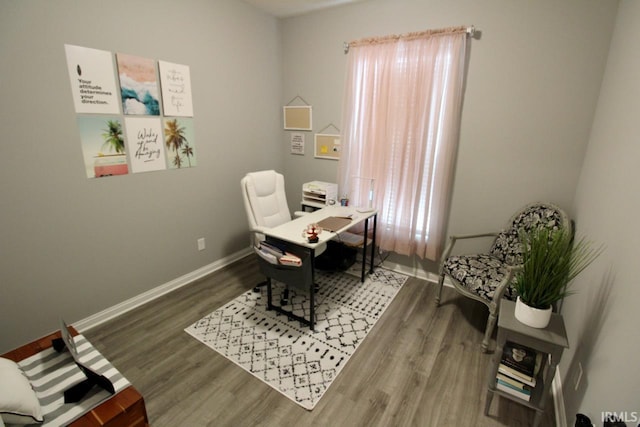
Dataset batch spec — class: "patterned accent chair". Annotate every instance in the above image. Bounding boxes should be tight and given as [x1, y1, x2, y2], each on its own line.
[435, 203, 570, 352]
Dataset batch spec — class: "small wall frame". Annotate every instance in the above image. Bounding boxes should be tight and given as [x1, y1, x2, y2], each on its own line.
[314, 133, 341, 160]
[283, 106, 313, 131]
[290, 132, 305, 155]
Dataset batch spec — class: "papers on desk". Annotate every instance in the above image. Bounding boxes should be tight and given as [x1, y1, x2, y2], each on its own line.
[316, 216, 352, 232]
[255, 241, 302, 267]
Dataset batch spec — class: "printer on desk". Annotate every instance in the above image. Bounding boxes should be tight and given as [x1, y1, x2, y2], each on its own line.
[302, 181, 338, 210]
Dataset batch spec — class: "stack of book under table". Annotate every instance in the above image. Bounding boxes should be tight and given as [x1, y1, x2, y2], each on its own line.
[496, 341, 543, 402]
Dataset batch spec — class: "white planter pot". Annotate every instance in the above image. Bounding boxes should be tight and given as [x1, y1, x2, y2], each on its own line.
[514, 296, 552, 329]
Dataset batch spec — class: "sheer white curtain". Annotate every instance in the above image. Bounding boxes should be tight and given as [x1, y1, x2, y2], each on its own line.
[338, 27, 469, 260]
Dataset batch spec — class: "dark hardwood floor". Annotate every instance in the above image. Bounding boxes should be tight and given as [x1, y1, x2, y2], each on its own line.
[82, 256, 555, 426]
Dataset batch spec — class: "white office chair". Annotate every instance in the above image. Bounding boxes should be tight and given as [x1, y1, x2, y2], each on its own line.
[241, 170, 325, 303]
[242, 170, 296, 246]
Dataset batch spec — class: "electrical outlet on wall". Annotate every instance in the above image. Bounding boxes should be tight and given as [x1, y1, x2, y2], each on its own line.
[197, 237, 206, 251]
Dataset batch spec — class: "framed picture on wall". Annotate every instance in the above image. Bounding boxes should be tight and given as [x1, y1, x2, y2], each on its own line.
[283, 106, 313, 131]
[314, 133, 340, 160]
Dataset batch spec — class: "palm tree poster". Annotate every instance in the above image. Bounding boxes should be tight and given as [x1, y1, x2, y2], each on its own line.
[116, 53, 160, 116]
[125, 117, 167, 173]
[77, 116, 129, 178]
[164, 118, 196, 169]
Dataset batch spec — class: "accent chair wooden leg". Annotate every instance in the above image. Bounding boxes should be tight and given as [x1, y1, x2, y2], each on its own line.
[482, 309, 498, 353]
[435, 273, 445, 306]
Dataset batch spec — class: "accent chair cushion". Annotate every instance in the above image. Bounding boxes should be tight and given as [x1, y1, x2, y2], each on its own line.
[0, 358, 43, 425]
[443, 254, 518, 302]
[489, 204, 565, 266]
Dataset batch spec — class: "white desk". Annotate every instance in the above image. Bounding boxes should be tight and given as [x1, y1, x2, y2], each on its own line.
[261, 205, 377, 330]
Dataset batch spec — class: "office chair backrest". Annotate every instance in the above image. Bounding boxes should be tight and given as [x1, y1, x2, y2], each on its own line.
[241, 170, 292, 243]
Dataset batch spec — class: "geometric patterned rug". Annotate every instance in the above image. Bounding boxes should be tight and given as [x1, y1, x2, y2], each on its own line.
[184, 267, 408, 410]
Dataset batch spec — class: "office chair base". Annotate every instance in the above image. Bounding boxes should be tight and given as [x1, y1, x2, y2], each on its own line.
[279, 285, 318, 306]
[280, 288, 290, 306]
[253, 280, 268, 293]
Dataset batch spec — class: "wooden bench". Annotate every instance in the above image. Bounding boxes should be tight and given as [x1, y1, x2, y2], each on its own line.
[2, 329, 149, 427]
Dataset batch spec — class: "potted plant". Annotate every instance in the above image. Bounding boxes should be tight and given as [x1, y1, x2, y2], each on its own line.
[513, 227, 602, 328]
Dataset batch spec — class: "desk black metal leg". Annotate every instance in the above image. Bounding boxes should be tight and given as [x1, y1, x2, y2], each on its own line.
[370, 213, 377, 274]
[361, 217, 369, 282]
[266, 277, 273, 310]
[310, 248, 315, 331]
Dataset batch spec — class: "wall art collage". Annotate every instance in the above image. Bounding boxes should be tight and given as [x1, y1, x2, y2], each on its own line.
[65, 44, 196, 179]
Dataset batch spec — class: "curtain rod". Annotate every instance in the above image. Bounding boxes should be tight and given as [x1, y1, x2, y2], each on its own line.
[343, 25, 479, 54]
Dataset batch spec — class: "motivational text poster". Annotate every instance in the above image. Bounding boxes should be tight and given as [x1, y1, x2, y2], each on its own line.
[158, 61, 193, 117]
[125, 117, 167, 173]
[290, 132, 305, 155]
[65, 44, 120, 114]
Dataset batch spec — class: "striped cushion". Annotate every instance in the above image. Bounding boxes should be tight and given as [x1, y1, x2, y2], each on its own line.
[17, 334, 130, 426]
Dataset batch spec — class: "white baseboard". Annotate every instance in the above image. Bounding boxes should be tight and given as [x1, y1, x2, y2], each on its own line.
[379, 260, 442, 284]
[553, 367, 568, 427]
[74, 247, 252, 332]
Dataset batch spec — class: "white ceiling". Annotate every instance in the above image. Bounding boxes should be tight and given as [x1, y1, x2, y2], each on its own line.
[242, 0, 366, 18]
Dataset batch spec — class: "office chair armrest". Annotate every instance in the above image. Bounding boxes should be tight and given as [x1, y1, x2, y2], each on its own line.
[252, 226, 270, 234]
[293, 211, 308, 218]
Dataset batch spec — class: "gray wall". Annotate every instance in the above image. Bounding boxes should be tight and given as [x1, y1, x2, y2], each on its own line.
[0, 0, 283, 352]
[279, 0, 618, 274]
[280, 0, 637, 421]
[562, 0, 640, 422]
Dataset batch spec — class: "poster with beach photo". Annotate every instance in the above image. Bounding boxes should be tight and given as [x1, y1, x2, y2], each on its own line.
[116, 53, 161, 115]
[163, 117, 196, 169]
[77, 116, 129, 179]
[158, 61, 193, 117]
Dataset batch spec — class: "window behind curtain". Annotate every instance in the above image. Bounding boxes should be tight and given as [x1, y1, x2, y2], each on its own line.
[338, 28, 470, 260]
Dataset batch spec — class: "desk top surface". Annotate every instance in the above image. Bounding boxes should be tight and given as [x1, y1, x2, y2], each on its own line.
[264, 206, 376, 248]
